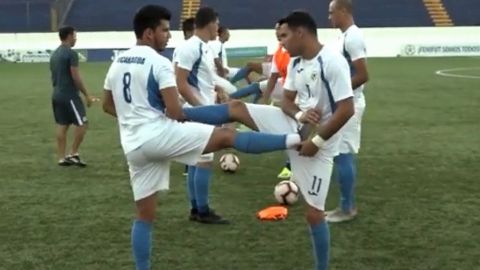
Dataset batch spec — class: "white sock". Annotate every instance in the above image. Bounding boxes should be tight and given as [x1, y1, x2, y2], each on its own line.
[285, 134, 301, 148]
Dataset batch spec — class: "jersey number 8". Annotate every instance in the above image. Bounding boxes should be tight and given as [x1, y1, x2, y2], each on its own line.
[123, 72, 132, 103]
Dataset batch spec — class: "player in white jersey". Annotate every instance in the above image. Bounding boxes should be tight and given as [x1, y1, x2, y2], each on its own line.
[183, 11, 354, 270]
[208, 26, 237, 94]
[171, 17, 195, 65]
[102, 5, 303, 270]
[326, 0, 369, 223]
[175, 7, 230, 224]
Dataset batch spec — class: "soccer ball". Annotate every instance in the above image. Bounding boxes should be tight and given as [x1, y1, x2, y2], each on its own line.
[274, 180, 299, 205]
[219, 153, 240, 173]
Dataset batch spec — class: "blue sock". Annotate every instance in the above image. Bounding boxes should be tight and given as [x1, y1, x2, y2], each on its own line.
[230, 83, 261, 99]
[233, 132, 287, 154]
[194, 166, 212, 214]
[132, 220, 152, 270]
[285, 158, 291, 170]
[310, 221, 330, 270]
[183, 104, 230, 125]
[230, 67, 249, 84]
[334, 153, 356, 213]
[187, 166, 197, 210]
[252, 90, 263, 103]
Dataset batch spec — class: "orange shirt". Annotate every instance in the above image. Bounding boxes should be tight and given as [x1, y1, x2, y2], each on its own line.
[273, 44, 290, 82]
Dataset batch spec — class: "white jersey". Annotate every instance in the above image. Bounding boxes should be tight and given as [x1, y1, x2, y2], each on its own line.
[284, 46, 353, 155]
[103, 45, 177, 154]
[209, 39, 228, 67]
[176, 35, 216, 105]
[338, 24, 367, 97]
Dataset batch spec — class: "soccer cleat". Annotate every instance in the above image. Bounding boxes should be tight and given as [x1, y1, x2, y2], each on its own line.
[58, 158, 73, 166]
[196, 209, 230, 225]
[277, 167, 292, 180]
[189, 208, 199, 221]
[325, 207, 358, 223]
[67, 154, 87, 167]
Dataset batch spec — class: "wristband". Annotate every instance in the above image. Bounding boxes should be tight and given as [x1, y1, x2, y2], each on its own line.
[294, 111, 303, 121]
[311, 135, 325, 148]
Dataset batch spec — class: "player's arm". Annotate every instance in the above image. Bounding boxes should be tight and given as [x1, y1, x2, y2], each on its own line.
[347, 36, 369, 89]
[351, 58, 368, 89]
[176, 67, 203, 106]
[214, 57, 226, 78]
[315, 97, 353, 140]
[161, 87, 185, 121]
[300, 59, 354, 156]
[281, 89, 300, 118]
[69, 51, 96, 106]
[176, 47, 203, 106]
[262, 72, 280, 102]
[102, 90, 116, 118]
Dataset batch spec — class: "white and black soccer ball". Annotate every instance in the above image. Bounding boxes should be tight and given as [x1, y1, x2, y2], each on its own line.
[274, 180, 299, 205]
[219, 153, 240, 173]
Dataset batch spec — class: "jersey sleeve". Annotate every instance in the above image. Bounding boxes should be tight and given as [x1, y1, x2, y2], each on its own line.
[326, 56, 353, 102]
[69, 50, 79, 67]
[270, 58, 279, 73]
[345, 33, 366, 61]
[155, 58, 177, 90]
[176, 43, 200, 71]
[283, 59, 297, 91]
[209, 41, 221, 59]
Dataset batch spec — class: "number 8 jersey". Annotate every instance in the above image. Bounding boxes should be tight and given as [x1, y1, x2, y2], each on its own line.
[104, 45, 177, 154]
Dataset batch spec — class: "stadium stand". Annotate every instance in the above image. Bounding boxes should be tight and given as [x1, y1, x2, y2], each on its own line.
[0, 0, 479, 32]
[443, 0, 480, 26]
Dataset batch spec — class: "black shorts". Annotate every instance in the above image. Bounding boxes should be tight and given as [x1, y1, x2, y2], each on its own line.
[52, 97, 87, 126]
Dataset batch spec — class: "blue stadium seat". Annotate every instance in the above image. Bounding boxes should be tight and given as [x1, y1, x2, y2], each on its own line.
[64, 0, 182, 31]
[443, 0, 480, 26]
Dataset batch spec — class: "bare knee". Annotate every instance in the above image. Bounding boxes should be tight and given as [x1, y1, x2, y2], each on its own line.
[135, 194, 157, 222]
[305, 205, 325, 225]
[227, 99, 247, 120]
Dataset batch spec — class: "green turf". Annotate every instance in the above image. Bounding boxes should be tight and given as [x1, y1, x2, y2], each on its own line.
[0, 56, 479, 270]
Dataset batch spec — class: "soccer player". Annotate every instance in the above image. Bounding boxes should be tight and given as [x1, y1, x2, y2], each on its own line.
[229, 22, 290, 105]
[209, 26, 237, 94]
[49, 25, 97, 167]
[102, 5, 302, 269]
[183, 11, 354, 270]
[175, 7, 232, 224]
[326, 0, 369, 223]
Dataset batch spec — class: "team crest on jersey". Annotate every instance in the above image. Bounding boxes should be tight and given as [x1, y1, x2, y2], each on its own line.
[310, 72, 318, 81]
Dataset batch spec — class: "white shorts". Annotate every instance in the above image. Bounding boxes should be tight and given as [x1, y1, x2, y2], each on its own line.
[125, 121, 215, 201]
[338, 94, 366, 154]
[214, 74, 237, 94]
[245, 104, 334, 210]
[258, 79, 283, 102]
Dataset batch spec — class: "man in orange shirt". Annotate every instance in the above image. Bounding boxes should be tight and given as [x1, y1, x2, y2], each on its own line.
[230, 22, 290, 104]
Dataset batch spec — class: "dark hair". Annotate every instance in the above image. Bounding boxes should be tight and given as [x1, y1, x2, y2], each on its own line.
[182, 18, 195, 34]
[218, 26, 228, 35]
[195, 7, 218, 29]
[59, 26, 75, 41]
[333, 0, 353, 14]
[133, 5, 171, 39]
[279, 11, 317, 37]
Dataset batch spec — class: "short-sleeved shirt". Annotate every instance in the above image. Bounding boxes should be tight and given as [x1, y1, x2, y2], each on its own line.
[209, 39, 228, 67]
[339, 24, 367, 95]
[103, 45, 177, 154]
[176, 35, 216, 105]
[49, 45, 79, 100]
[284, 46, 353, 155]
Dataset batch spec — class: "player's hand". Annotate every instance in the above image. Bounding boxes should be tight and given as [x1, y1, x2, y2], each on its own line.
[299, 109, 321, 125]
[298, 140, 319, 157]
[86, 95, 100, 107]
